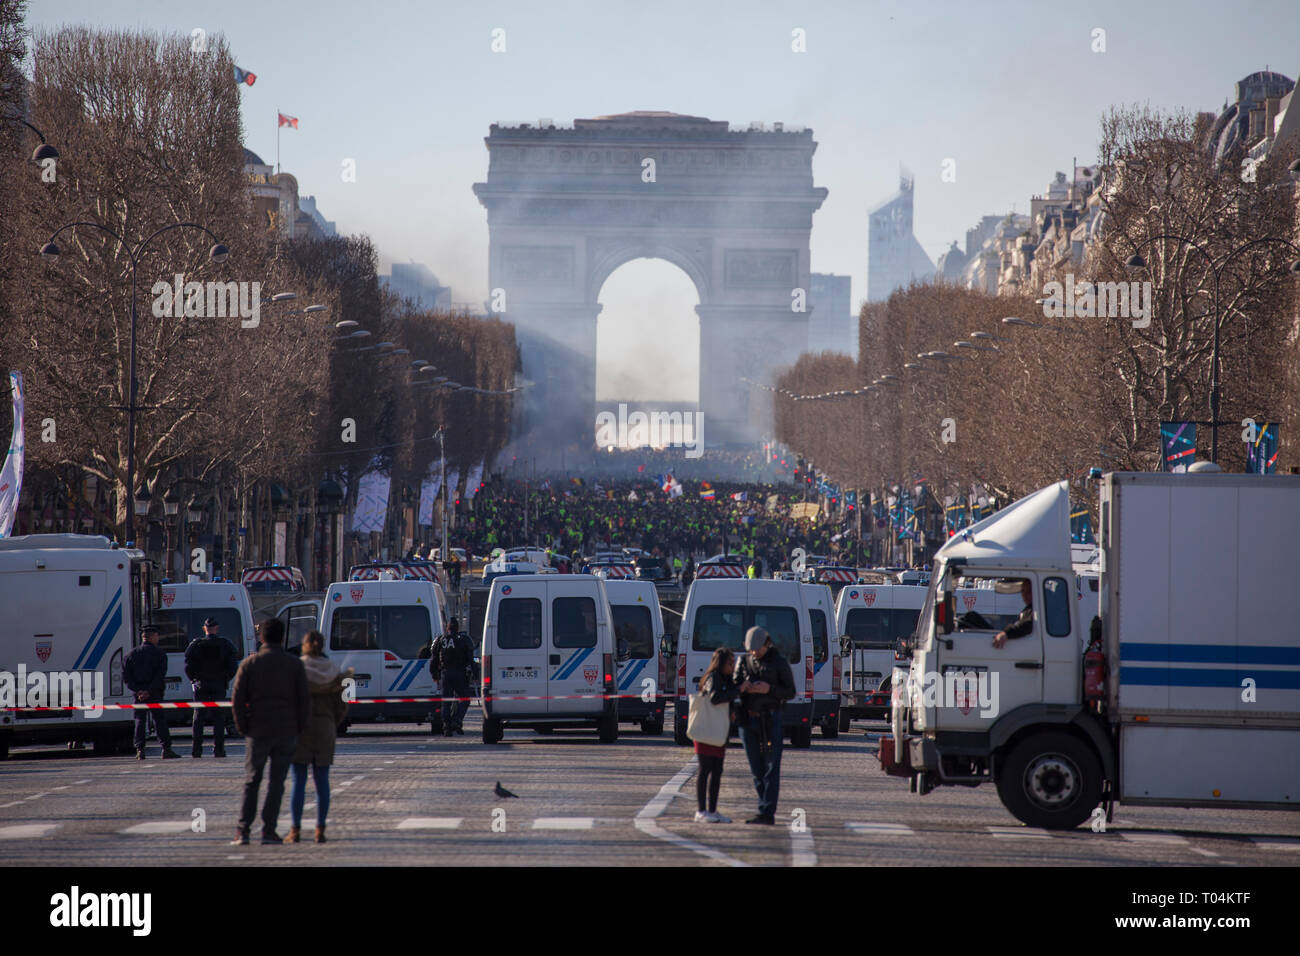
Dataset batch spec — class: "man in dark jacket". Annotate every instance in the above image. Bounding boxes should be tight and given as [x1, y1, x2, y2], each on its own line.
[229, 619, 310, 845]
[432, 617, 473, 736]
[734, 626, 795, 825]
[993, 580, 1035, 649]
[184, 616, 238, 758]
[124, 624, 180, 760]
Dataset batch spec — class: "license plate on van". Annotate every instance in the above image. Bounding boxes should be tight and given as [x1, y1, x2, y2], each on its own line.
[502, 667, 538, 680]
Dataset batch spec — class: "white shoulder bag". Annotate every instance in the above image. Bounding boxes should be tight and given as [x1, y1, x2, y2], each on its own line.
[687, 678, 731, 747]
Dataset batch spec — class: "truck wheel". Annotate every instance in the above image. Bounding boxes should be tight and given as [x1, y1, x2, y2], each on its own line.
[821, 719, 839, 739]
[837, 710, 852, 733]
[674, 716, 690, 746]
[997, 732, 1103, 831]
[482, 718, 503, 744]
[790, 725, 813, 749]
[598, 715, 618, 743]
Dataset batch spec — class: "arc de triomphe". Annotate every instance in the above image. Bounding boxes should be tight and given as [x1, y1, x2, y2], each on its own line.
[473, 111, 828, 447]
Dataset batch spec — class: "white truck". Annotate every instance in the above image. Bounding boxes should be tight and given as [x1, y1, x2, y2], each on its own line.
[882, 471, 1300, 829]
[0, 534, 155, 757]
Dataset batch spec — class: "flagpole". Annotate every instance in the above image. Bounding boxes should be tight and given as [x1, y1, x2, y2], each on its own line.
[276, 107, 280, 174]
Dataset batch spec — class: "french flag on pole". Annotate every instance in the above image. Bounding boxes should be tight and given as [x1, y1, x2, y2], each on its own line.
[278, 112, 299, 129]
[233, 65, 256, 86]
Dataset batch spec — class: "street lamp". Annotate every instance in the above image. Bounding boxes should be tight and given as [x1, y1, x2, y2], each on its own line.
[41, 220, 229, 544]
[1124, 233, 1300, 462]
[2, 113, 60, 163]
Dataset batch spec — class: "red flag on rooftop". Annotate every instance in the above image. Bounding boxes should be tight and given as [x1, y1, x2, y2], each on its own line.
[278, 112, 298, 129]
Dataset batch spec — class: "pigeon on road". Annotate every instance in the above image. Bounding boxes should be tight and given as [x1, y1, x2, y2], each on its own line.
[494, 781, 519, 799]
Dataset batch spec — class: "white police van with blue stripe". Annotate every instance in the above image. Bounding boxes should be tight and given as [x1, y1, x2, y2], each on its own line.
[320, 574, 449, 733]
[603, 579, 667, 735]
[0, 534, 154, 758]
[480, 574, 618, 743]
[154, 577, 255, 724]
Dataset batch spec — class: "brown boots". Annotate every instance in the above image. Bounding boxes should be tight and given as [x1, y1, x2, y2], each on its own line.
[288, 826, 300, 843]
[314, 825, 326, 843]
[285, 824, 327, 843]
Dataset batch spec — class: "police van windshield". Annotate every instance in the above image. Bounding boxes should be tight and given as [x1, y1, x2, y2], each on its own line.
[612, 604, 653, 660]
[329, 606, 432, 658]
[845, 608, 921, 649]
[154, 608, 244, 653]
[692, 605, 800, 664]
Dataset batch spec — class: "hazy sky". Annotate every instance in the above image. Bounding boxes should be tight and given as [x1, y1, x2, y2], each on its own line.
[26, 0, 1300, 399]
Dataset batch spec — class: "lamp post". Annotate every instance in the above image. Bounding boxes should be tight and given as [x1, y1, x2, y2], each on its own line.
[41, 221, 229, 543]
[1124, 234, 1300, 462]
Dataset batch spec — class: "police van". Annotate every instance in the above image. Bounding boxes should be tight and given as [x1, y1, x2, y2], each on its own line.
[603, 579, 667, 735]
[154, 577, 256, 724]
[320, 574, 449, 733]
[835, 583, 927, 729]
[802, 582, 839, 737]
[674, 578, 817, 748]
[0, 535, 152, 757]
[480, 574, 619, 744]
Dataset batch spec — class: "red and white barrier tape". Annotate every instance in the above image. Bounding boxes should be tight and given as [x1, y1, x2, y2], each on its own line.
[1, 691, 667, 712]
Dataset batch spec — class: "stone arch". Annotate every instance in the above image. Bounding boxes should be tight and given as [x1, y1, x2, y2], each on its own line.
[473, 111, 827, 447]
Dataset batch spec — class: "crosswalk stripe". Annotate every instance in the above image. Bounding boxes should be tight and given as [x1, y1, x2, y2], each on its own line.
[1118, 831, 1188, 845]
[121, 821, 191, 834]
[0, 823, 59, 839]
[532, 817, 594, 830]
[987, 825, 1051, 839]
[396, 817, 463, 830]
[846, 822, 914, 836]
[1249, 837, 1300, 850]
[791, 827, 816, 866]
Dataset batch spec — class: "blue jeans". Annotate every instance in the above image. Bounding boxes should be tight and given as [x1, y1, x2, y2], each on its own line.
[290, 762, 331, 828]
[738, 710, 783, 819]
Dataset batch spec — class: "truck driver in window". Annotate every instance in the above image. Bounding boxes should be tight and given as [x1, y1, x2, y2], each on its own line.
[992, 580, 1033, 649]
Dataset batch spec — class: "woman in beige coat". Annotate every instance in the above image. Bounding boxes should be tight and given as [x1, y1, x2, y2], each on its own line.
[289, 631, 350, 843]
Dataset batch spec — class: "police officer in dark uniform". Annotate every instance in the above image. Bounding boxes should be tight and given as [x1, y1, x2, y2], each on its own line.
[431, 617, 474, 735]
[184, 616, 239, 757]
[123, 624, 180, 760]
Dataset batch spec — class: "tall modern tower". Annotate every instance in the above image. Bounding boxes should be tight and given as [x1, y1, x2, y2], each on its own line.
[866, 171, 934, 302]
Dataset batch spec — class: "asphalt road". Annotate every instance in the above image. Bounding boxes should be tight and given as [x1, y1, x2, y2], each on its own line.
[1, 707, 1297, 866]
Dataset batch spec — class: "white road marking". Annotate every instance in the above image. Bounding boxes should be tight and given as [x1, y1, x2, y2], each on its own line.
[0, 824, 59, 839]
[51, 786, 71, 791]
[987, 826, 1051, 839]
[397, 817, 463, 830]
[846, 822, 914, 836]
[1191, 847, 1220, 858]
[791, 825, 816, 866]
[225, 855, 246, 860]
[633, 759, 748, 867]
[532, 817, 594, 830]
[73, 780, 91, 785]
[1249, 837, 1300, 850]
[1118, 831, 1188, 845]
[0, 801, 26, 809]
[23, 792, 50, 801]
[121, 821, 192, 834]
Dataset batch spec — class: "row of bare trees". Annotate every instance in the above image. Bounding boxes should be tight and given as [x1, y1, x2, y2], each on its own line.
[777, 105, 1300, 511]
[0, 18, 518, 557]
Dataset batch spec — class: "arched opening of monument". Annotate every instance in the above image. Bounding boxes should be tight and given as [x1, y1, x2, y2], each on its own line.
[594, 257, 700, 450]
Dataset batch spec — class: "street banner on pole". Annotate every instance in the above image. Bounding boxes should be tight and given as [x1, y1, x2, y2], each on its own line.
[0, 371, 25, 538]
[351, 471, 390, 533]
[418, 472, 443, 526]
[1159, 421, 1197, 472]
[1245, 423, 1279, 474]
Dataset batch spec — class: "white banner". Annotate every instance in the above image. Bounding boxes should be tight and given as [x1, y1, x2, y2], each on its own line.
[465, 462, 484, 500]
[0, 371, 25, 538]
[418, 472, 443, 527]
[351, 471, 391, 533]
